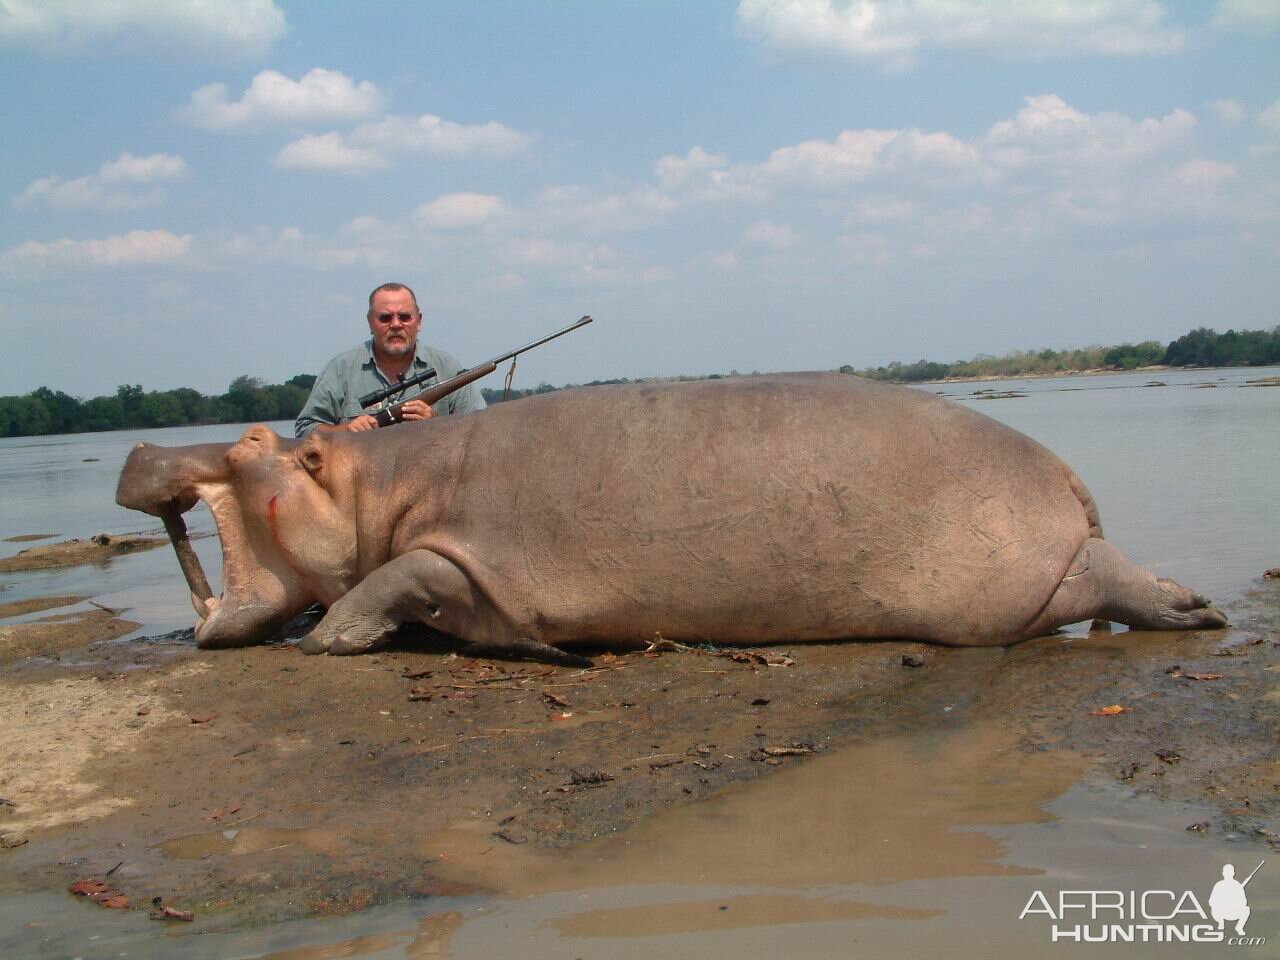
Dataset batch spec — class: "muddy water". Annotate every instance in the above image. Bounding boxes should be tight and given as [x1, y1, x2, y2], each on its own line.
[4, 722, 1272, 958]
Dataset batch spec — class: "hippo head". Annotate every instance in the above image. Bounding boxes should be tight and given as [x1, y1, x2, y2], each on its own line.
[116, 426, 358, 648]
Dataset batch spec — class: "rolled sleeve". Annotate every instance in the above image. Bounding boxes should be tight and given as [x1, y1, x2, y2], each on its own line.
[294, 358, 348, 437]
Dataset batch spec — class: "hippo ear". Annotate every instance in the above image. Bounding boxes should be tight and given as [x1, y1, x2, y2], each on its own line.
[296, 438, 325, 477]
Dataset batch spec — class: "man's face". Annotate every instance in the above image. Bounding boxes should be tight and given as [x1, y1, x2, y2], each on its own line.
[367, 289, 422, 360]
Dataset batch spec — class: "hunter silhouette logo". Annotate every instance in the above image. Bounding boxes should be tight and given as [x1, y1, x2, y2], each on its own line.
[1210, 861, 1264, 937]
[1020, 859, 1268, 945]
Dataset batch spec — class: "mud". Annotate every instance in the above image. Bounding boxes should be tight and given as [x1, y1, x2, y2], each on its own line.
[0, 534, 168, 573]
[0, 595, 87, 618]
[0, 607, 140, 664]
[0, 585, 1276, 934]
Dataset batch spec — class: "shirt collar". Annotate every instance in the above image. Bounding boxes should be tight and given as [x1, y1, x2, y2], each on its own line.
[360, 338, 433, 374]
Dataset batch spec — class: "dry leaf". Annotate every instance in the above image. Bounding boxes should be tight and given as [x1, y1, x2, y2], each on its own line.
[1090, 704, 1129, 717]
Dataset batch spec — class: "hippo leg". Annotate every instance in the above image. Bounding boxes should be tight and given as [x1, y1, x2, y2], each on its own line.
[1018, 538, 1228, 640]
[300, 550, 493, 656]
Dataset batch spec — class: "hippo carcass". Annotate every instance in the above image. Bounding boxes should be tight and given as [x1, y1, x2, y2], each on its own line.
[115, 373, 1225, 660]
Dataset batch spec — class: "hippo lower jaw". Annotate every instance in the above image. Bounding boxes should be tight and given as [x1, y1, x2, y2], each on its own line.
[184, 482, 316, 648]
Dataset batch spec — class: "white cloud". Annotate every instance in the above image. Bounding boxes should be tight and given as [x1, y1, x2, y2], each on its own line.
[414, 193, 507, 229]
[982, 95, 1195, 171]
[1206, 99, 1245, 124]
[15, 152, 186, 211]
[655, 146, 729, 189]
[222, 226, 306, 259]
[846, 196, 920, 225]
[177, 69, 385, 130]
[355, 113, 533, 157]
[744, 219, 800, 249]
[4, 230, 192, 267]
[274, 113, 533, 174]
[0, 0, 286, 57]
[274, 133, 386, 174]
[740, 127, 982, 187]
[1212, 0, 1280, 31]
[476, 272, 527, 292]
[1259, 99, 1280, 135]
[507, 238, 671, 286]
[1169, 160, 1236, 187]
[736, 0, 1186, 69]
[536, 184, 678, 232]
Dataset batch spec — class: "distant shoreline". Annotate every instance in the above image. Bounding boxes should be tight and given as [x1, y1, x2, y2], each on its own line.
[921, 364, 1171, 385]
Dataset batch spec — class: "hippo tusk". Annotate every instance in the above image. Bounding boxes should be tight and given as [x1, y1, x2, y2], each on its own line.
[161, 509, 213, 605]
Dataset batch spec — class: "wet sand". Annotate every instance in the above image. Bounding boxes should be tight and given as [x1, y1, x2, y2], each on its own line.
[0, 581, 1276, 956]
[0, 534, 168, 573]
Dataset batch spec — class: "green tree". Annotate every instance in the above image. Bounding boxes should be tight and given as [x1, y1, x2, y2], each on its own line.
[81, 395, 125, 431]
[116, 384, 145, 428]
[31, 387, 85, 433]
[0, 396, 53, 436]
[140, 391, 185, 427]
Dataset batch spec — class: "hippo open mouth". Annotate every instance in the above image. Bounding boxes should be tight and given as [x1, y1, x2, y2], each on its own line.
[116, 431, 328, 647]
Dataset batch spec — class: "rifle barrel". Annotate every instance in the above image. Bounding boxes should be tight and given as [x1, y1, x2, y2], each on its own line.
[491, 315, 592, 366]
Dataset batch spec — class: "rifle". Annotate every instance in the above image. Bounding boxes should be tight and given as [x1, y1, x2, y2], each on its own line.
[364, 315, 592, 427]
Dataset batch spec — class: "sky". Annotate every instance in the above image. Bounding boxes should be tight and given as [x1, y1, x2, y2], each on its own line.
[1, 0, 1277, 398]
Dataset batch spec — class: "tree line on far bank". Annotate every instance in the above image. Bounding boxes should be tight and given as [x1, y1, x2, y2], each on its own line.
[2, 325, 1276, 438]
[841, 325, 1280, 383]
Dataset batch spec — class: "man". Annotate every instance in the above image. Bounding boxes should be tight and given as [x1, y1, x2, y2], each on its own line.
[295, 282, 486, 437]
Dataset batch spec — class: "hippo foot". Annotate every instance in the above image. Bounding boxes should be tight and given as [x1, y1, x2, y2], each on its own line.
[299, 607, 397, 655]
[1134, 577, 1228, 631]
[1019, 538, 1228, 640]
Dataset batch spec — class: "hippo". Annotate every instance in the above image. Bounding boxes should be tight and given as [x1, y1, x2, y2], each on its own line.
[115, 373, 1225, 661]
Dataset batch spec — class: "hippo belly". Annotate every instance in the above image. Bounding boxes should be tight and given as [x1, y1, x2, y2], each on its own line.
[407, 373, 1089, 647]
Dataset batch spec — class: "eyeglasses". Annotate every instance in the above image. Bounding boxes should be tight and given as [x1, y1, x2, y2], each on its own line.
[371, 312, 418, 325]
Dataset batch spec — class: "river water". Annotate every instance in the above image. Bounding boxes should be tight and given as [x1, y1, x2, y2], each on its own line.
[1, 367, 1277, 958]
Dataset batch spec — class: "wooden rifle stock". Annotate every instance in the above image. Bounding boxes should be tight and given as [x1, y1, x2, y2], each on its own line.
[372, 315, 592, 427]
[374, 362, 497, 427]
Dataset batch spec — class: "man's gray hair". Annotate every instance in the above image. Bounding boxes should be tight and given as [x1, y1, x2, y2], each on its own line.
[368, 282, 419, 311]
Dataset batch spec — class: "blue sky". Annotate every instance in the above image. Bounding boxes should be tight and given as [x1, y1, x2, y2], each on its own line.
[2, 1, 1277, 397]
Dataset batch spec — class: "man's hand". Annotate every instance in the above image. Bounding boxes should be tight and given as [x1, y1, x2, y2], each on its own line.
[343, 415, 379, 432]
[398, 399, 435, 422]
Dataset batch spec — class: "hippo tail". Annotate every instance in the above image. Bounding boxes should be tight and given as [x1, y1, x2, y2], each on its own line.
[1066, 468, 1105, 540]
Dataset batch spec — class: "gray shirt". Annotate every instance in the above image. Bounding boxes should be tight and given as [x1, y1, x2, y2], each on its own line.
[294, 339, 487, 437]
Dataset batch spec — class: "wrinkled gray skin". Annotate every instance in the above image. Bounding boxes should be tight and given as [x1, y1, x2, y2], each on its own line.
[116, 374, 1226, 660]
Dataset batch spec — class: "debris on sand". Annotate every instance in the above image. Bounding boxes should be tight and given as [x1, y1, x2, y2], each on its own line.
[719, 651, 794, 668]
[1090, 704, 1129, 717]
[68, 878, 129, 909]
[150, 896, 194, 921]
[750, 743, 821, 764]
[0, 831, 29, 849]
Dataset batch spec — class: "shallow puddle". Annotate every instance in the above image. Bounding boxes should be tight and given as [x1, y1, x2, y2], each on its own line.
[158, 826, 351, 860]
[5, 717, 1272, 958]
